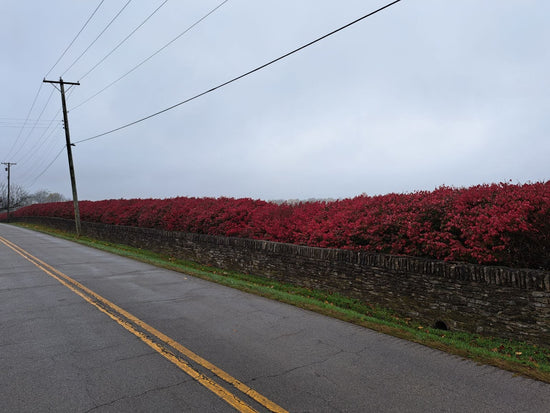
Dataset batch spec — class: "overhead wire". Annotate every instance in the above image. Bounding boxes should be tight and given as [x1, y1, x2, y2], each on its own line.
[8, 83, 75, 167]
[16, 88, 77, 187]
[18, 124, 64, 184]
[0, 118, 58, 124]
[17, 109, 63, 166]
[0, 120, 54, 129]
[10, 86, 57, 161]
[5, 1, 102, 161]
[78, 0, 170, 82]
[5, 2, 102, 166]
[4, 82, 44, 160]
[23, 145, 67, 189]
[70, 0, 229, 111]
[5, 85, 57, 174]
[44, 0, 105, 79]
[22, 0, 402, 189]
[16, 87, 77, 182]
[62, 0, 134, 77]
[75, 0, 402, 145]
[5, 0, 124, 189]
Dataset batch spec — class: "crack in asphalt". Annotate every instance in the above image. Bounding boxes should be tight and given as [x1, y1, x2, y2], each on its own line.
[306, 389, 345, 413]
[248, 349, 345, 382]
[124, 296, 187, 306]
[273, 328, 306, 340]
[81, 380, 191, 413]
[112, 350, 158, 364]
[118, 288, 220, 307]
[0, 283, 58, 292]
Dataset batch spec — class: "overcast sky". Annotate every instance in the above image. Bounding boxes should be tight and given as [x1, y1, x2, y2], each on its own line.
[1, 0, 548, 201]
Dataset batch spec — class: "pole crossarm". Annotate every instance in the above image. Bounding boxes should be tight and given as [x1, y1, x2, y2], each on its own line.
[43, 79, 80, 86]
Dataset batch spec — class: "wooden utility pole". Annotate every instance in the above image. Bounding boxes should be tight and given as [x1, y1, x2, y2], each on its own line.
[1, 162, 16, 222]
[43, 78, 81, 236]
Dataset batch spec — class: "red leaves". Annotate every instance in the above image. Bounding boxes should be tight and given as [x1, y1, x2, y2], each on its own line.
[9, 181, 550, 269]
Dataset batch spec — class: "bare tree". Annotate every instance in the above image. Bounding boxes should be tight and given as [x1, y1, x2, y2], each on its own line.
[27, 189, 68, 204]
[0, 186, 67, 211]
[41, 191, 67, 203]
[29, 189, 50, 204]
[0, 183, 30, 211]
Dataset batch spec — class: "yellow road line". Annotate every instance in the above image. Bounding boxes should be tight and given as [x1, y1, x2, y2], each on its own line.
[0, 235, 288, 413]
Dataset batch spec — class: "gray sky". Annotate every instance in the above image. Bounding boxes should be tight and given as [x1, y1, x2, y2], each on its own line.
[1, 0, 549, 201]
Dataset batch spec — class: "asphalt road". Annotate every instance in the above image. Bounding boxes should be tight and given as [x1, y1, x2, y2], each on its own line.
[1, 223, 550, 413]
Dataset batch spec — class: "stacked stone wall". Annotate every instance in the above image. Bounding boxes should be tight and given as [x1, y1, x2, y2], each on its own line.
[13, 216, 550, 345]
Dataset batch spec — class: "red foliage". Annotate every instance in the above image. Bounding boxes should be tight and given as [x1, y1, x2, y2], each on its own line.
[6, 182, 550, 269]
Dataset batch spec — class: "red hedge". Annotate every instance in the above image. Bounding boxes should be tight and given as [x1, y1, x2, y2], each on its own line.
[5, 182, 550, 269]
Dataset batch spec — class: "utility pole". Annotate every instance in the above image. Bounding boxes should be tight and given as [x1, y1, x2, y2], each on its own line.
[1, 162, 16, 222]
[43, 77, 81, 236]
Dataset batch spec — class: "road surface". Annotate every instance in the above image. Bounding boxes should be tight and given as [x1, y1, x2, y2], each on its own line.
[1, 223, 549, 412]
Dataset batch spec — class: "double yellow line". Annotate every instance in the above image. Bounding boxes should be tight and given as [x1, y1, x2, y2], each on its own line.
[0, 235, 287, 413]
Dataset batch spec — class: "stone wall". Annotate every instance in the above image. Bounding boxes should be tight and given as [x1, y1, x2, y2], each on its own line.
[13, 216, 550, 345]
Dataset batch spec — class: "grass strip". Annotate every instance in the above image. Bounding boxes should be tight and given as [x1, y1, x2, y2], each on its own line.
[12, 222, 550, 383]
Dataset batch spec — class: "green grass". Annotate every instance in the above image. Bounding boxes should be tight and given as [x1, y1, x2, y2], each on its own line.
[13, 222, 550, 383]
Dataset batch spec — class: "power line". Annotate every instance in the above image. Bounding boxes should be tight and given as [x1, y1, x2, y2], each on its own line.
[16, 112, 62, 166]
[22, 141, 64, 184]
[44, 0, 105, 78]
[4, 82, 44, 159]
[17, 128, 64, 186]
[6, 85, 57, 168]
[15, 88, 75, 178]
[10, 86, 56, 161]
[0, 118, 59, 123]
[7, 0, 96, 159]
[0, 121, 53, 129]
[62, 0, 134, 77]
[78, 0, 169, 82]
[11, 81, 78, 165]
[0, 125, 51, 130]
[70, 0, 229, 111]
[23, 145, 66, 189]
[75, 0, 402, 145]
[6, 3, 102, 170]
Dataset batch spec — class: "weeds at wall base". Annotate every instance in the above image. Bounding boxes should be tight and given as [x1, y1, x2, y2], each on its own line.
[11, 222, 550, 384]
